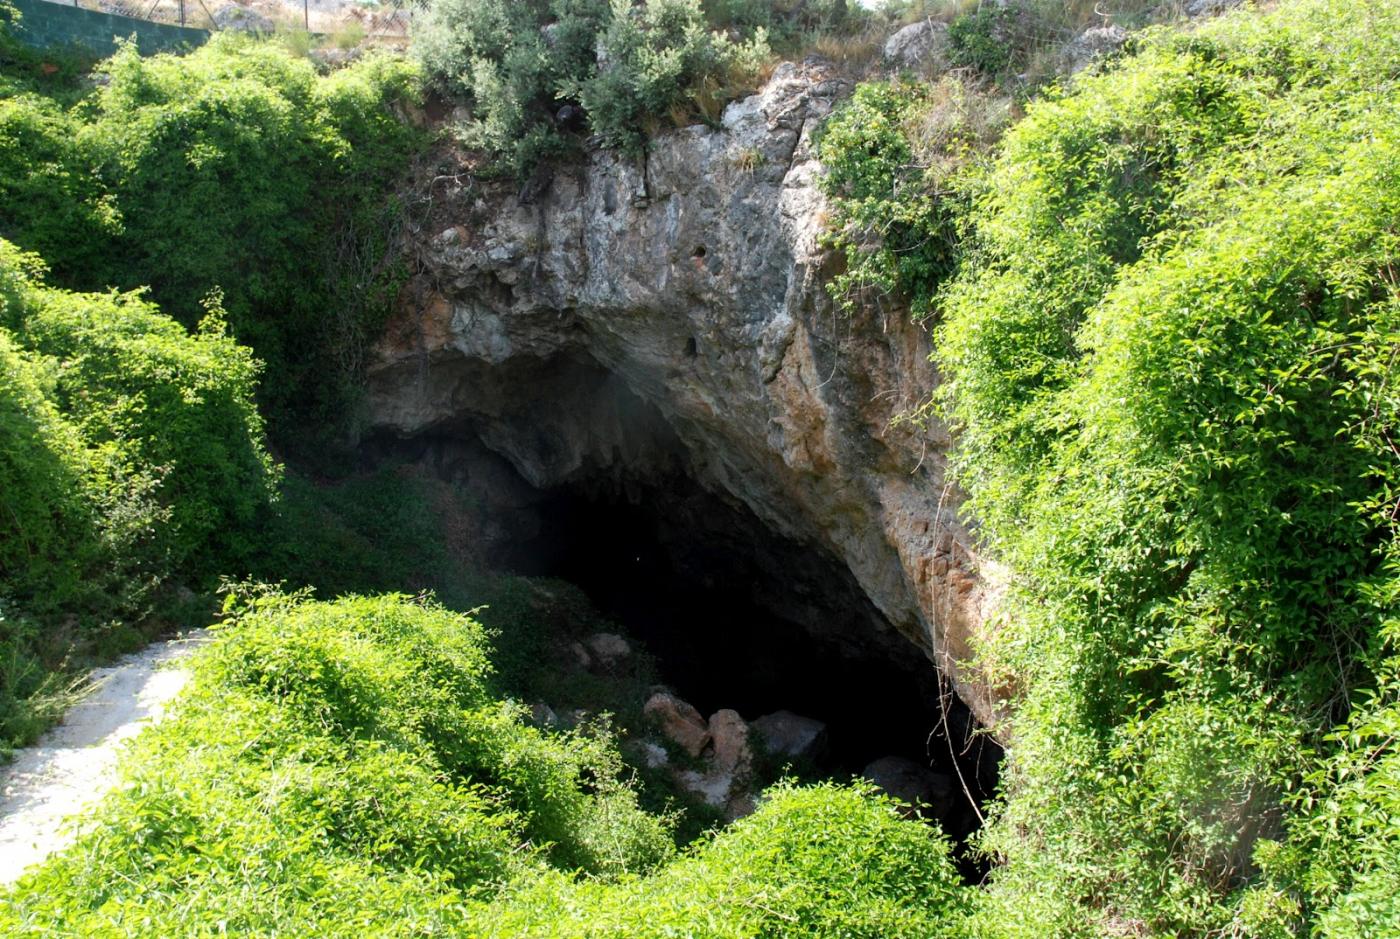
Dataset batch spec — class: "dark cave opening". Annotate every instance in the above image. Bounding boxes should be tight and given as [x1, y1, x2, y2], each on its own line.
[502, 483, 964, 776]
[500, 472, 1000, 847]
[368, 422, 999, 846]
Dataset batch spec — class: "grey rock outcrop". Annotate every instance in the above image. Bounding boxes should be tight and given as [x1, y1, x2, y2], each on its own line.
[369, 61, 1001, 726]
[1062, 25, 1128, 73]
[863, 755, 953, 816]
[883, 19, 951, 72]
[1186, 0, 1242, 17]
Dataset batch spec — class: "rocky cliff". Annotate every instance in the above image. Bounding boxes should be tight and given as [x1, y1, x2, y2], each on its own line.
[367, 61, 1000, 726]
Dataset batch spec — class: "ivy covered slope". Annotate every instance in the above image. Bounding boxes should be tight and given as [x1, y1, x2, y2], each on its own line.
[0, 33, 422, 440]
[0, 241, 276, 754]
[0, 592, 967, 937]
[914, 0, 1399, 934]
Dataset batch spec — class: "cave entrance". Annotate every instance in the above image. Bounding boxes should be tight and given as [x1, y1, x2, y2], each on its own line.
[503, 482, 951, 772]
[362, 350, 997, 843]
[482, 462, 1000, 843]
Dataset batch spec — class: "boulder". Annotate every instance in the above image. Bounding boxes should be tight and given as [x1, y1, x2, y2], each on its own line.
[583, 632, 632, 670]
[643, 692, 711, 758]
[675, 709, 756, 820]
[863, 755, 954, 816]
[707, 709, 753, 778]
[883, 19, 951, 72]
[752, 710, 828, 762]
[567, 641, 593, 670]
[213, 5, 275, 34]
[528, 702, 559, 728]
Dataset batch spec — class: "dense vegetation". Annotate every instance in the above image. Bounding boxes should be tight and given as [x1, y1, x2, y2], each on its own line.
[0, 592, 966, 937]
[0, 31, 421, 442]
[5, 0, 1400, 935]
[0, 240, 275, 753]
[413, 0, 859, 172]
[819, 0, 1400, 934]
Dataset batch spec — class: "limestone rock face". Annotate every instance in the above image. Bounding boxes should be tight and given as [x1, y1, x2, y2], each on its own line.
[212, 5, 274, 33]
[369, 61, 1000, 726]
[1061, 25, 1128, 73]
[1186, 0, 1242, 17]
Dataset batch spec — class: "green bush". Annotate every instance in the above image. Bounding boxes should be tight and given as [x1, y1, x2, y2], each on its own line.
[414, 0, 772, 168]
[0, 240, 276, 753]
[472, 781, 969, 937]
[815, 80, 962, 318]
[924, 0, 1400, 934]
[0, 592, 968, 936]
[0, 36, 423, 446]
[947, 3, 1021, 74]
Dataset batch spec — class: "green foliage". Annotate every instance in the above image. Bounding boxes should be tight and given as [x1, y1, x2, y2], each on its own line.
[574, 0, 771, 150]
[947, 3, 1020, 74]
[414, 0, 774, 169]
[0, 36, 424, 447]
[925, 0, 1400, 933]
[815, 76, 1004, 318]
[0, 240, 276, 754]
[473, 781, 968, 937]
[0, 594, 966, 936]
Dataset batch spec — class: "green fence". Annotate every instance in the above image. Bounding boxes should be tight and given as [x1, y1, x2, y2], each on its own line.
[10, 0, 209, 58]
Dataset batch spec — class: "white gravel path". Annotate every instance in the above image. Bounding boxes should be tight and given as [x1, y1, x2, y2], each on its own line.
[0, 630, 208, 886]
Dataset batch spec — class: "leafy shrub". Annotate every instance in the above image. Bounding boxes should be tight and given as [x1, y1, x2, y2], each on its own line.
[0, 36, 424, 447]
[925, 0, 1400, 934]
[947, 3, 1021, 74]
[414, 0, 773, 169]
[473, 781, 969, 937]
[815, 76, 1004, 318]
[0, 592, 969, 935]
[0, 240, 276, 753]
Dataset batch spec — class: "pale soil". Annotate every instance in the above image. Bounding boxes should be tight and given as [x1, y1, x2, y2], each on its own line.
[0, 630, 208, 886]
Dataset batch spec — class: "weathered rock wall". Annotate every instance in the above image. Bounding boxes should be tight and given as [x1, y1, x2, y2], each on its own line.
[367, 62, 1000, 725]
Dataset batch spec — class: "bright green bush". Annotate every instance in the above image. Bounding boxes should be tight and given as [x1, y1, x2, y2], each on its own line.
[472, 781, 969, 938]
[0, 242, 276, 581]
[923, 0, 1400, 934]
[0, 593, 965, 936]
[0, 240, 275, 753]
[0, 36, 423, 444]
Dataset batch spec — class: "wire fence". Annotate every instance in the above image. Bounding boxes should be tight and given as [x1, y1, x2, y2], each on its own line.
[46, 0, 426, 40]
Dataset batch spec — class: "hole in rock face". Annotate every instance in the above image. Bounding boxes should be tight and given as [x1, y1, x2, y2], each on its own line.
[362, 353, 998, 846]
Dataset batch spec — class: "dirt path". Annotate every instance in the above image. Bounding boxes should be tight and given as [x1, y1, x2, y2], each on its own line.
[0, 631, 208, 886]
